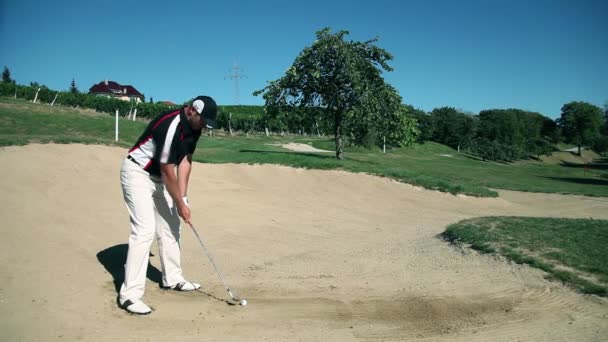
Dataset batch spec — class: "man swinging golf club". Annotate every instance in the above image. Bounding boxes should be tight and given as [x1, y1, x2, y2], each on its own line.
[118, 95, 217, 315]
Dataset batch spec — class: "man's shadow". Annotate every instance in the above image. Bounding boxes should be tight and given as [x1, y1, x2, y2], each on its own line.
[96, 244, 162, 293]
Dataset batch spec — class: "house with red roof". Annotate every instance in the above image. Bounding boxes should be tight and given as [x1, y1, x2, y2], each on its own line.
[89, 80, 144, 103]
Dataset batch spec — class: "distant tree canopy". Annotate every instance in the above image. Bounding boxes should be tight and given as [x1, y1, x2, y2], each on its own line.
[407, 106, 431, 143]
[2, 66, 13, 83]
[412, 106, 560, 161]
[429, 107, 477, 150]
[254, 27, 416, 159]
[557, 101, 604, 155]
[478, 109, 538, 145]
[471, 109, 556, 160]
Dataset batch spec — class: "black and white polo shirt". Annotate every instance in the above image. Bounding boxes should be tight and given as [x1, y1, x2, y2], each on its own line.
[127, 107, 201, 177]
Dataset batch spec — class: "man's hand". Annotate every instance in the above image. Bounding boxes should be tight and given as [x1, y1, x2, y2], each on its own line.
[161, 162, 192, 224]
[177, 201, 191, 224]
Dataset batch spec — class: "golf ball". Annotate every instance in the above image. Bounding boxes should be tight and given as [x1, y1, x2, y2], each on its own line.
[240, 299, 248, 306]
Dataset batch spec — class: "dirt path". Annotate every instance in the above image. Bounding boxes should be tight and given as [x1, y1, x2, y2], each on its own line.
[1, 144, 606, 342]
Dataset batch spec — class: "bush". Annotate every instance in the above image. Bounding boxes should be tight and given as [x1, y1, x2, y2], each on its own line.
[592, 136, 608, 154]
[0, 81, 16, 96]
[527, 138, 556, 158]
[361, 128, 379, 149]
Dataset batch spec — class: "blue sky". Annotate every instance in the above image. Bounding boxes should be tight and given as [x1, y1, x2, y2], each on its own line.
[1, 0, 606, 119]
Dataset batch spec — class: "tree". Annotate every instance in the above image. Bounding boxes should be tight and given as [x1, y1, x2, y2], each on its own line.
[253, 28, 402, 159]
[602, 101, 608, 136]
[557, 101, 603, 155]
[69, 78, 79, 94]
[478, 109, 523, 146]
[2, 66, 12, 83]
[478, 109, 550, 147]
[408, 106, 432, 142]
[345, 84, 419, 149]
[429, 107, 476, 150]
[541, 117, 560, 143]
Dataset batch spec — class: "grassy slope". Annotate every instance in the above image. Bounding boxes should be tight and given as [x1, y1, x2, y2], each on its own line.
[198, 135, 608, 197]
[443, 217, 608, 296]
[1, 97, 607, 197]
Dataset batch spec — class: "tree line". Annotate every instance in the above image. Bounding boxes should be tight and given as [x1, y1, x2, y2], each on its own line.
[411, 103, 607, 161]
[252, 28, 607, 160]
[3, 25, 607, 161]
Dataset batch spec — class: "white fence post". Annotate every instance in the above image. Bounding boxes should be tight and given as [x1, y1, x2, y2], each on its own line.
[51, 92, 59, 106]
[228, 112, 233, 136]
[33, 87, 41, 103]
[132, 108, 137, 121]
[115, 109, 119, 142]
[383, 136, 386, 153]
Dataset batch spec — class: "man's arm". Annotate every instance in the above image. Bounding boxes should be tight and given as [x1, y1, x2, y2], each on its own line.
[160, 163, 191, 224]
[177, 154, 192, 198]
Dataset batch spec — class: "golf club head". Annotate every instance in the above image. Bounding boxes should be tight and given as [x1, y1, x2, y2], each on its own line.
[226, 297, 247, 306]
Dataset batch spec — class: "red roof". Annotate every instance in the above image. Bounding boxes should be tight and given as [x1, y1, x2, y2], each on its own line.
[89, 80, 144, 98]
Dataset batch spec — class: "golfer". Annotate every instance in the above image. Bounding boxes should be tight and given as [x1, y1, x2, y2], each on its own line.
[118, 95, 217, 315]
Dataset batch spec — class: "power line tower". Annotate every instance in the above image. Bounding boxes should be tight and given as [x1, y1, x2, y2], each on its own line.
[225, 59, 247, 105]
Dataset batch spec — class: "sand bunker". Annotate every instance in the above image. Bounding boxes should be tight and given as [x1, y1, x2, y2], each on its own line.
[268, 142, 333, 153]
[0, 144, 606, 341]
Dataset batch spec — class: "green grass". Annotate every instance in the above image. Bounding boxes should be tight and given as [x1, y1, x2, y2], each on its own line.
[1, 96, 607, 197]
[0, 97, 146, 147]
[443, 217, 608, 296]
[196, 135, 608, 197]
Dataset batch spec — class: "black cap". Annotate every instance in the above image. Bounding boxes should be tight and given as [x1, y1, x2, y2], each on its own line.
[192, 96, 217, 129]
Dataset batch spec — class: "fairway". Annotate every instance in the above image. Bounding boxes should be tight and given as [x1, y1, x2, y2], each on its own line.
[2, 99, 607, 198]
[1, 144, 607, 341]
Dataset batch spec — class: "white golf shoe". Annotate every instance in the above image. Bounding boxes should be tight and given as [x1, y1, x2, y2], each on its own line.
[171, 281, 201, 291]
[120, 299, 152, 315]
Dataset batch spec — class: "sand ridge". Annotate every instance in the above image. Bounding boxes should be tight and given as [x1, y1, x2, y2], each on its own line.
[0, 144, 606, 341]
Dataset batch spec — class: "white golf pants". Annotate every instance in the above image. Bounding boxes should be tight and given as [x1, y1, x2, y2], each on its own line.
[119, 158, 186, 302]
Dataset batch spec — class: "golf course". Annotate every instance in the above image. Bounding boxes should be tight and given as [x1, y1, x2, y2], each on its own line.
[1, 99, 607, 341]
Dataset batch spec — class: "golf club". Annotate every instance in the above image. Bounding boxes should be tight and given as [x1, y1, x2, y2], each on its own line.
[187, 222, 247, 306]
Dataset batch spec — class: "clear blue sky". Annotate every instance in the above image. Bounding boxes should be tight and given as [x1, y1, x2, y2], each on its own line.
[1, 0, 606, 119]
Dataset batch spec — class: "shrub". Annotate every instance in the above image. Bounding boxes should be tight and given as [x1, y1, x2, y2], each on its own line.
[592, 136, 608, 154]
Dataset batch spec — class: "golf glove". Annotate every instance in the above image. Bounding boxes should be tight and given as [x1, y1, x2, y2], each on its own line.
[182, 196, 190, 208]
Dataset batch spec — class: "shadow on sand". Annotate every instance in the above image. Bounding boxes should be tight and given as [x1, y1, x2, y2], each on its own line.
[96, 244, 162, 293]
[97, 244, 236, 306]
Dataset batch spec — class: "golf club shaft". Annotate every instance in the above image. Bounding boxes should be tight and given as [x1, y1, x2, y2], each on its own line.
[188, 223, 239, 301]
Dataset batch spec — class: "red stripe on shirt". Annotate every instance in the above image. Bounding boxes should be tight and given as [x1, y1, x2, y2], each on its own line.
[152, 110, 180, 130]
[129, 135, 153, 153]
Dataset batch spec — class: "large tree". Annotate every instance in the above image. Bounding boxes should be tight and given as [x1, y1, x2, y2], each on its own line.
[557, 101, 603, 155]
[428, 107, 476, 150]
[253, 28, 404, 159]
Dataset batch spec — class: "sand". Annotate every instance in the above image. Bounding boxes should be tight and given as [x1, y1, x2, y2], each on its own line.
[0, 144, 606, 342]
[267, 142, 333, 153]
